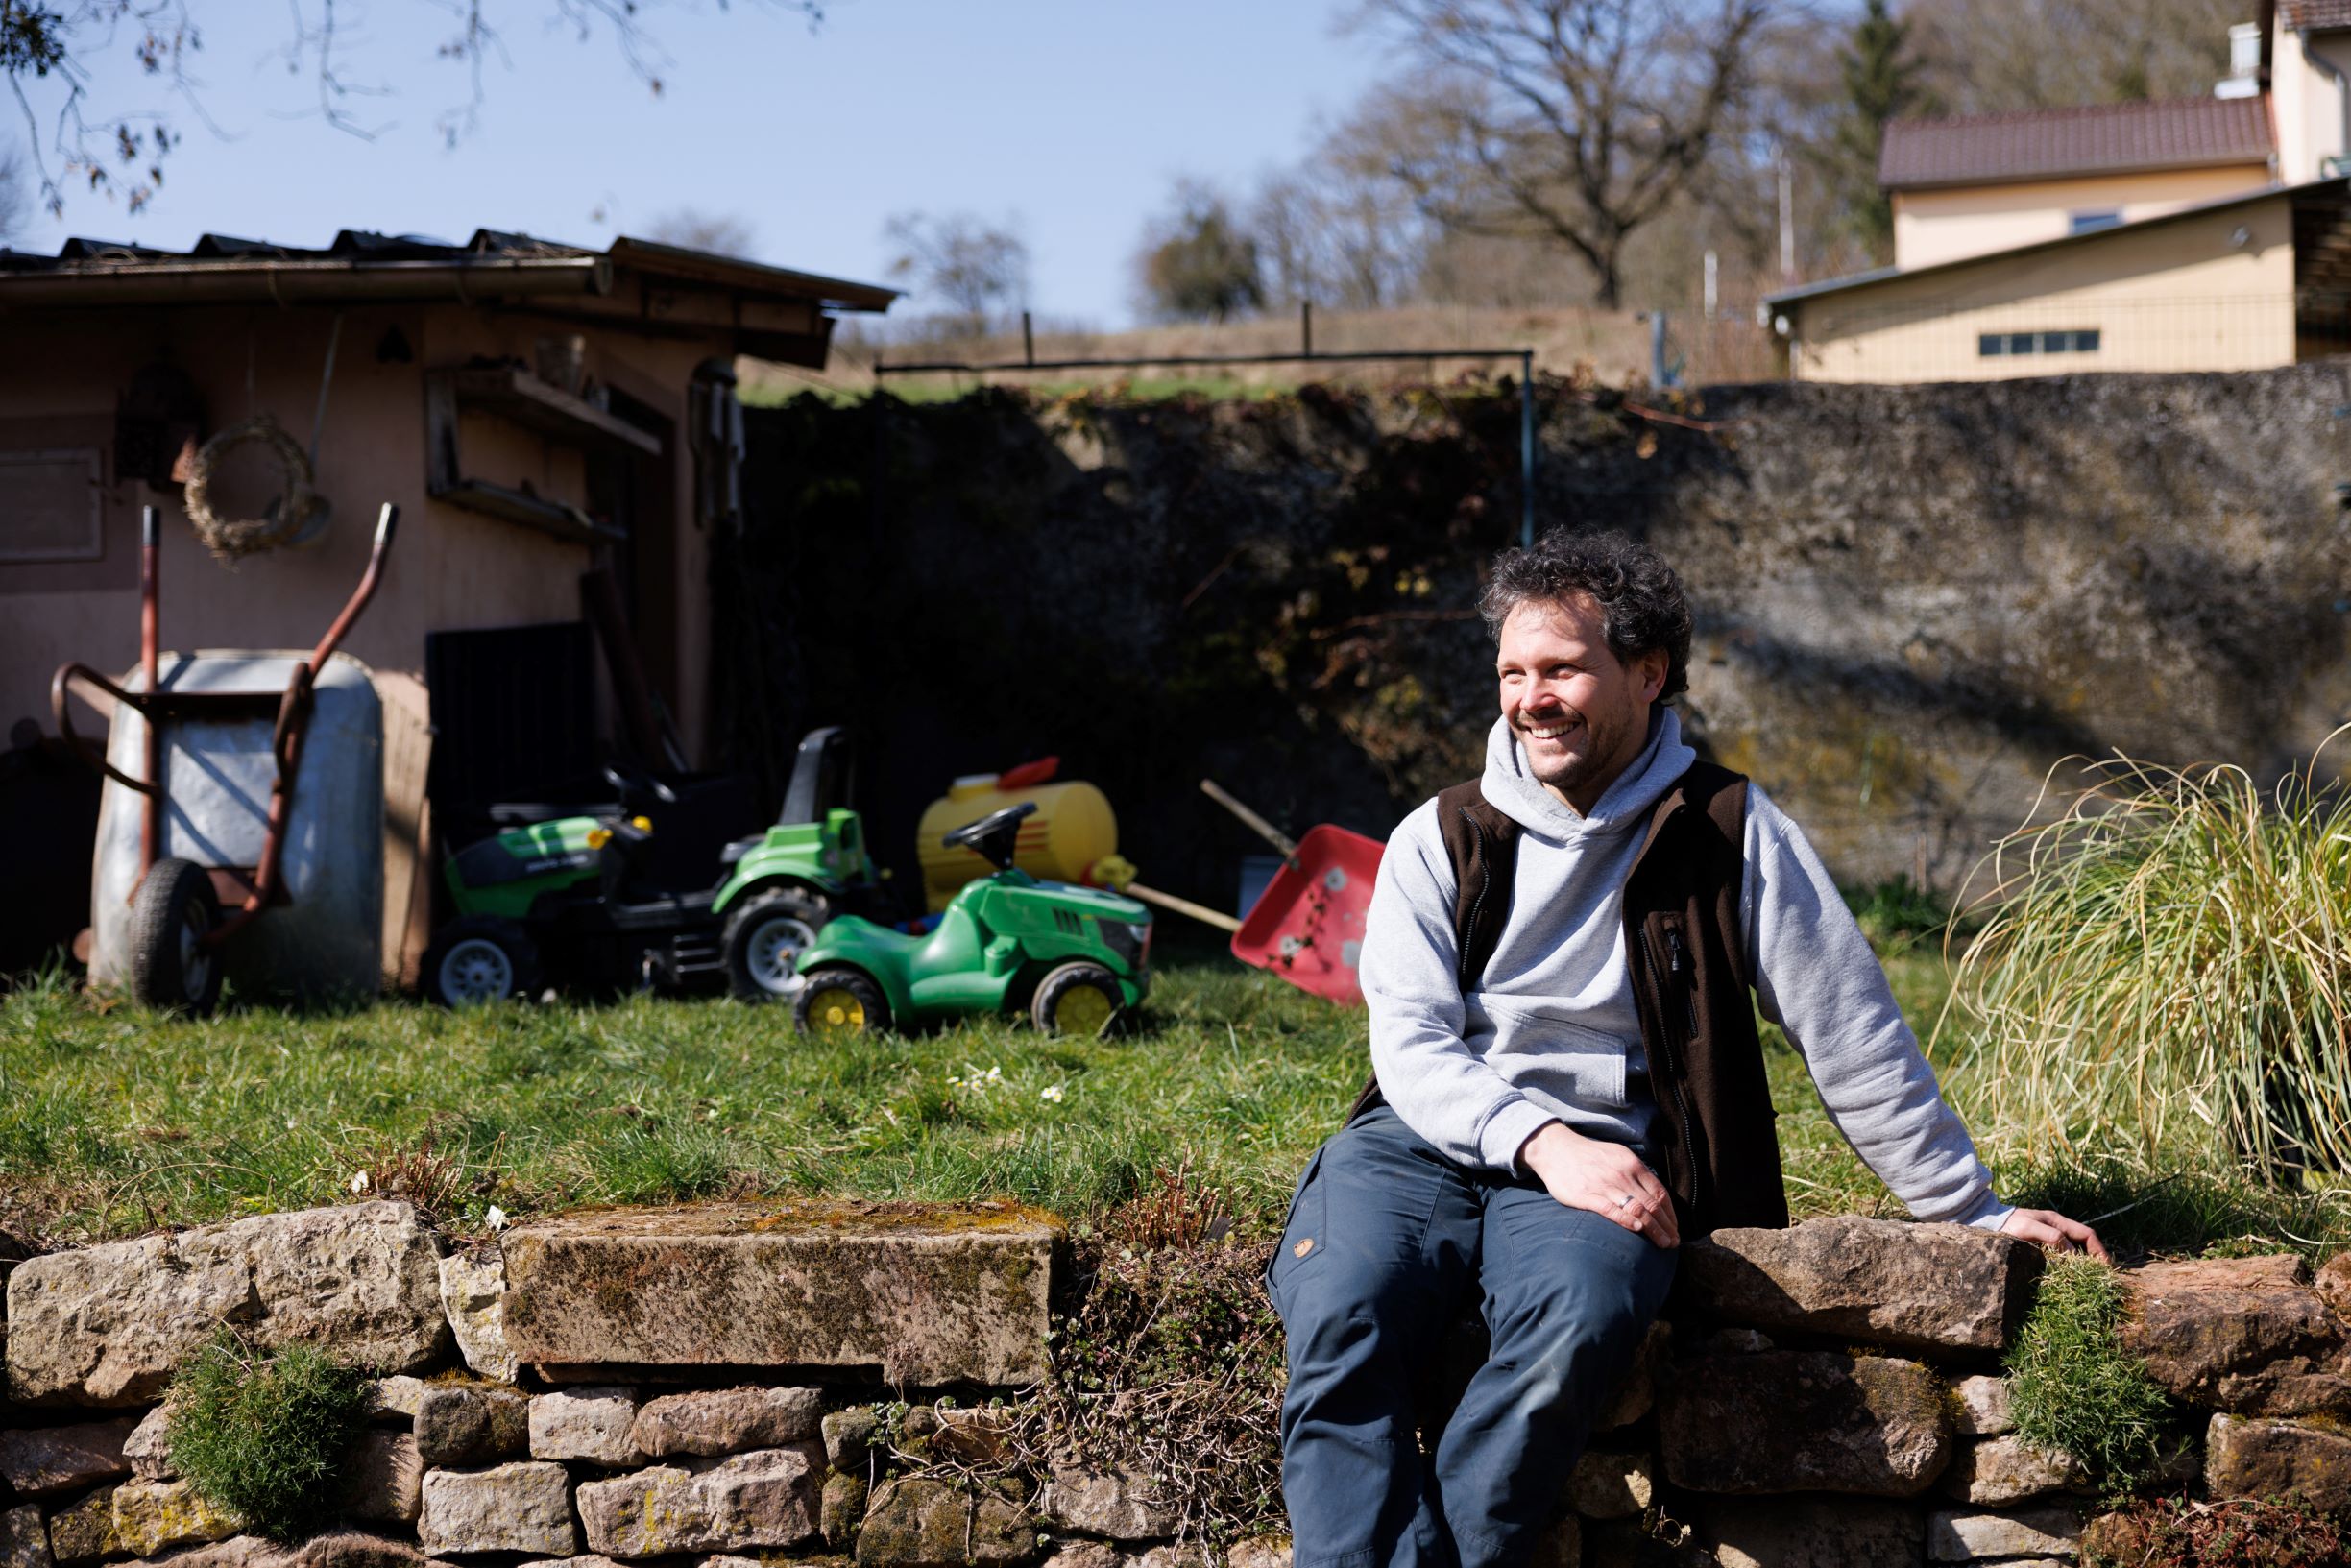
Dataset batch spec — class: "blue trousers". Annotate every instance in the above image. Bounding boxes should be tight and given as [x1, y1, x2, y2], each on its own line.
[1268, 1107, 1677, 1568]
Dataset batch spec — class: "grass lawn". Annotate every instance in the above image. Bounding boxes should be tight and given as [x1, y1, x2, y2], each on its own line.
[4, 934, 2343, 1261]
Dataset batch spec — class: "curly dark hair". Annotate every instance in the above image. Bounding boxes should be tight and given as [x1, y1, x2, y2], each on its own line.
[1477, 528, 1692, 705]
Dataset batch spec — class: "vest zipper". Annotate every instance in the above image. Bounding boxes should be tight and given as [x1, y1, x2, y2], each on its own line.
[1643, 920, 1701, 1207]
[1667, 927, 1699, 1041]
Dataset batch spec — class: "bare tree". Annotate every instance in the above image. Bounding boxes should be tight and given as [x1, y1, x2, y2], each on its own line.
[1347, 0, 1775, 309]
[882, 210, 1030, 331]
[0, 140, 27, 244]
[644, 207, 759, 258]
[1907, 0, 2242, 114]
[1, 2, 821, 221]
[1252, 145, 1425, 311]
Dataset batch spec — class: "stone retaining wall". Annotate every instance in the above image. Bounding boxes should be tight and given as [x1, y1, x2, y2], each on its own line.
[5, 1200, 2350, 1568]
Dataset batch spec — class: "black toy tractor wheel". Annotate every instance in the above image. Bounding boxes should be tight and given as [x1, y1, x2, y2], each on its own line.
[125, 857, 224, 1015]
[721, 888, 830, 1003]
[795, 966, 890, 1037]
[1031, 961, 1126, 1038]
[423, 917, 542, 1007]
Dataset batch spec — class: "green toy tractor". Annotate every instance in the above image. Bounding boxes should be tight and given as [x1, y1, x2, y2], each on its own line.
[423, 728, 887, 1006]
[793, 801, 1152, 1038]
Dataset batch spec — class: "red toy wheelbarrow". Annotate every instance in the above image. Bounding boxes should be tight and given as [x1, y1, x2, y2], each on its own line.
[1110, 782, 1385, 1007]
[50, 502, 400, 1014]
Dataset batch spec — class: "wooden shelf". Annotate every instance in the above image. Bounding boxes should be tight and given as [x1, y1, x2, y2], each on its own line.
[445, 365, 663, 456]
[429, 478, 624, 543]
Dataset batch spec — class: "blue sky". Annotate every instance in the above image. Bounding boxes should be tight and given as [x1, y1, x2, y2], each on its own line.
[10, 1, 1394, 327]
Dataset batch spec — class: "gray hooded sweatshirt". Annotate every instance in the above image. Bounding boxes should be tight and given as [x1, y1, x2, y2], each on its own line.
[1361, 708, 2010, 1229]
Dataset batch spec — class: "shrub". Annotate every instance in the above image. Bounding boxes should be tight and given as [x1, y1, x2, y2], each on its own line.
[2006, 1254, 2174, 1493]
[166, 1330, 370, 1539]
[1946, 739, 2351, 1173]
[2083, 1496, 2348, 1567]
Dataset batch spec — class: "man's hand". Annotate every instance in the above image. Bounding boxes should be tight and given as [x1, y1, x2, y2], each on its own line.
[2000, 1207, 2109, 1262]
[1518, 1121, 1679, 1248]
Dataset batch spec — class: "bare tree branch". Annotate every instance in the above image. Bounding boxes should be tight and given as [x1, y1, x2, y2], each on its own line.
[1348, 0, 1773, 306]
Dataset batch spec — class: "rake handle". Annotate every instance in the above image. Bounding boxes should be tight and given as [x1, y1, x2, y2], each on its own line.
[1123, 880, 1244, 934]
[1200, 779, 1301, 864]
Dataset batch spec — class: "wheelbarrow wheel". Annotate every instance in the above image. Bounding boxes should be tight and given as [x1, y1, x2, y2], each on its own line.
[794, 966, 889, 1038]
[423, 917, 542, 1007]
[1031, 961, 1126, 1038]
[722, 888, 829, 1003]
[126, 857, 224, 1015]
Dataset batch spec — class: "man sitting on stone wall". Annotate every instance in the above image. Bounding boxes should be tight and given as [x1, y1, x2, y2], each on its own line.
[1265, 528, 2105, 1568]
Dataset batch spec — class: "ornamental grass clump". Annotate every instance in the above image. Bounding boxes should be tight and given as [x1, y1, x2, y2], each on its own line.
[166, 1330, 370, 1540]
[1945, 738, 2351, 1174]
[2006, 1253, 2174, 1494]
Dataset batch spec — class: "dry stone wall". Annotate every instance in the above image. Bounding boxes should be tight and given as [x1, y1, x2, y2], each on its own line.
[724, 370, 2351, 902]
[4, 1200, 2350, 1568]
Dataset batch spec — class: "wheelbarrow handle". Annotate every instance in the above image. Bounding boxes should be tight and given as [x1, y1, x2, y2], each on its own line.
[1200, 779, 1301, 864]
[49, 663, 158, 796]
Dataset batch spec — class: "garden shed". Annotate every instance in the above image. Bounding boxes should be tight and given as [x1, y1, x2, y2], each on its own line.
[0, 229, 896, 977]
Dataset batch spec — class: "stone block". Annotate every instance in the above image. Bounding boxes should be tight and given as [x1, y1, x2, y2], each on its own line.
[824, 1407, 882, 1473]
[125, 1537, 296, 1568]
[1226, 1539, 1291, 1568]
[364, 1378, 427, 1422]
[2205, 1411, 2351, 1515]
[575, 1444, 825, 1556]
[1566, 1450, 1653, 1520]
[416, 1462, 577, 1557]
[436, 1250, 518, 1385]
[46, 1488, 121, 1563]
[1701, 1498, 1922, 1568]
[822, 1472, 869, 1547]
[1680, 1218, 2039, 1354]
[1926, 1505, 2081, 1561]
[1036, 1547, 1119, 1568]
[0, 1417, 137, 1495]
[1593, 1320, 1668, 1432]
[1038, 1463, 1176, 1538]
[289, 1532, 423, 1568]
[1948, 1375, 2012, 1436]
[2, 1506, 50, 1568]
[110, 1479, 242, 1558]
[2120, 1256, 2351, 1416]
[1659, 1352, 1950, 1496]
[340, 1431, 422, 1524]
[853, 1476, 1038, 1567]
[531, 1387, 644, 1466]
[6, 1203, 448, 1406]
[413, 1386, 528, 1468]
[631, 1386, 822, 1458]
[499, 1199, 1057, 1385]
[515, 1559, 629, 1568]
[124, 1407, 174, 1480]
[2315, 1250, 2351, 1316]
[1934, 1435, 2088, 1505]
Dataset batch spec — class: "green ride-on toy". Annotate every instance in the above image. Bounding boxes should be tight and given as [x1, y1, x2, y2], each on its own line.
[423, 728, 887, 1006]
[792, 801, 1152, 1038]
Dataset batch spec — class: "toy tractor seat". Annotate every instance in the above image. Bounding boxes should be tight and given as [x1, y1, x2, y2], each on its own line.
[943, 801, 1035, 873]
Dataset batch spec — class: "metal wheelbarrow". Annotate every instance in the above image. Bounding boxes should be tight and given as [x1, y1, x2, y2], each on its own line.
[51, 503, 400, 1014]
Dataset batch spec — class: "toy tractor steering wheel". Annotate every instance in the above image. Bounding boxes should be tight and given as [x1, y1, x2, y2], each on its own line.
[601, 760, 678, 810]
[942, 802, 1035, 874]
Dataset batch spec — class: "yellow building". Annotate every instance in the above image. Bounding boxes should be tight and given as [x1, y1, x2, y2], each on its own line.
[1767, 2, 2351, 382]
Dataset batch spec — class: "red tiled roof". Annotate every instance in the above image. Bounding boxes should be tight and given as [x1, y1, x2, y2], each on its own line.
[2282, 1, 2351, 29]
[1878, 96, 2275, 189]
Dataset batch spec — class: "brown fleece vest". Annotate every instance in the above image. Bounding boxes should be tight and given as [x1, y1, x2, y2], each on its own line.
[1347, 760, 1790, 1237]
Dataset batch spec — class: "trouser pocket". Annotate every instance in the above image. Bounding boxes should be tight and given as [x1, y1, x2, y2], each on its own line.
[1264, 1146, 1328, 1310]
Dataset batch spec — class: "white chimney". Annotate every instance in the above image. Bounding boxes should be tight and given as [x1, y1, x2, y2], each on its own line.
[2217, 20, 2263, 98]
